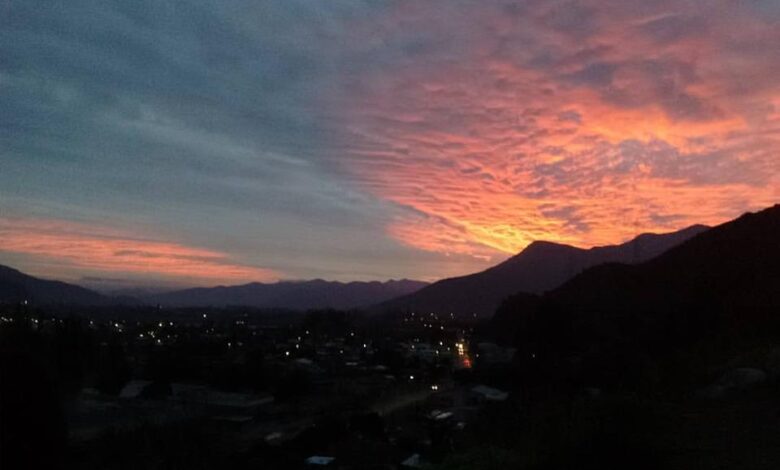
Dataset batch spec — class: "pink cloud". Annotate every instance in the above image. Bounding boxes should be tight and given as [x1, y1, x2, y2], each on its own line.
[329, 0, 780, 259]
[0, 217, 279, 285]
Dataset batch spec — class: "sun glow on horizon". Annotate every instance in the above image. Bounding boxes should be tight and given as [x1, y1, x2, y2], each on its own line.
[0, 217, 279, 286]
[333, 1, 780, 261]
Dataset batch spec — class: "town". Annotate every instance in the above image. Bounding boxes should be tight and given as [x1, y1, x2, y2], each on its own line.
[0, 301, 516, 468]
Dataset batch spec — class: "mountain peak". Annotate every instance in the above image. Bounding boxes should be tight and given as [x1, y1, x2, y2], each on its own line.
[378, 223, 710, 317]
[630, 224, 709, 242]
[525, 240, 571, 250]
[0, 264, 105, 305]
[498, 240, 580, 267]
[144, 278, 428, 310]
[0, 264, 24, 279]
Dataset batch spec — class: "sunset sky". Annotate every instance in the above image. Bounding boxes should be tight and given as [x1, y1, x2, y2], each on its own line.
[2, 1, 779, 289]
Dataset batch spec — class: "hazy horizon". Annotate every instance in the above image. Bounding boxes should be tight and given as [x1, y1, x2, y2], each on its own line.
[4, 221, 715, 291]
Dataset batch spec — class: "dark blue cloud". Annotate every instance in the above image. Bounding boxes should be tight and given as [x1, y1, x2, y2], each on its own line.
[0, 0, 450, 282]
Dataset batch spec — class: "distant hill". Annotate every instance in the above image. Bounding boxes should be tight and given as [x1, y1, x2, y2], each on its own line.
[550, 203, 780, 326]
[144, 279, 428, 310]
[492, 204, 780, 387]
[376, 224, 709, 317]
[0, 264, 105, 306]
[547, 204, 780, 322]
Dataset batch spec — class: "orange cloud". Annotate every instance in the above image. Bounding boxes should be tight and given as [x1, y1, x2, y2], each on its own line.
[0, 217, 279, 285]
[332, 1, 780, 260]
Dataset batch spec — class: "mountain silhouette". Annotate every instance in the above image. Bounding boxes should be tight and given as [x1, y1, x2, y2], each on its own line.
[377, 224, 709, 317]
[493, 204, 780, 387]
[144, 279, 428, 310]
[552, 203, 780, 323]
[0, 265, 105, 306]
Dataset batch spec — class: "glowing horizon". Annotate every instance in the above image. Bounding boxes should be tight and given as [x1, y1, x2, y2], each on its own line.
[1, 1, 778, 286]
[0, 217, 279, 286]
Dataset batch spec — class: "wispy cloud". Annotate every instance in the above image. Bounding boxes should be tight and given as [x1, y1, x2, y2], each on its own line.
[0, 217, 279, 285]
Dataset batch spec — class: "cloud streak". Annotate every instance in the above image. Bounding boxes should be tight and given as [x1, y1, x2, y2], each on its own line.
[0, 217, 278, 284]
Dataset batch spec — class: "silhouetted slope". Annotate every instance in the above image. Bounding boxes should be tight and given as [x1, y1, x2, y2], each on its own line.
[145, 279, 428, 310]
[378, 225, 708, 317]
[554, 205, 780, 313]
[494, 204, 780, 387]
[0, 265, 105, 305]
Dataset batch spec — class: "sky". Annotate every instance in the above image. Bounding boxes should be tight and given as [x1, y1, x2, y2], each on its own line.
[1, 0, 779, 289]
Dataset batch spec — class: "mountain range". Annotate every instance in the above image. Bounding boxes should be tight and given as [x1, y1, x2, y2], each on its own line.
[0, 222, 712, 311]
[143, 279, 428, 310]
[0, 265, 106, 306]
[492, 204, 780, 375]
[0, 268, 428, 310]
[376, 224, 709, 317]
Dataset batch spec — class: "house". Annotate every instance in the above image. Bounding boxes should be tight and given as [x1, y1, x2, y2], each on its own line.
[475, 342, 517, 365]
[470, 385, 509, 402]
[171, 383, 274, 414]
[305, 455, 335, 466]
[118, 380, 152, 399]
[401, 453, 422, 468]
